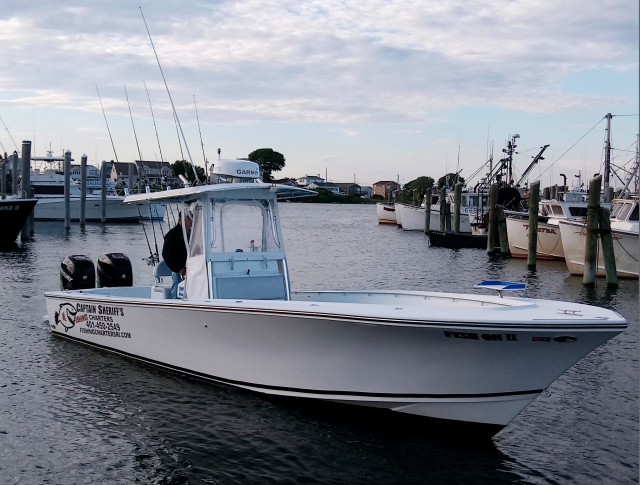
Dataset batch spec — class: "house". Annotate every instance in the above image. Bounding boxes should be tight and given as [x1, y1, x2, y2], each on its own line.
[271, 177, 298, 186]
[111, 161, 176, 188]
[373, 181, 401, 198]
[335, 183, 362, 196]
[297, 175, 325, 186]
[308, 182, 340, 194]
[360, 186, 373, 198]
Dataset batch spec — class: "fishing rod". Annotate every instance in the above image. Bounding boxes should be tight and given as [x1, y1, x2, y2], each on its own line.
[143, 80, 165, 163]
[124, 84, 145, 191]
[136, 203, 157, 265]
[96, 86, 121, 179]
[140, 7, 197, 184]
[173, 111, 184, 161]
[193, 95, 208, 181]
[147, 201, 160, 257]
[0, 115, 19, 152]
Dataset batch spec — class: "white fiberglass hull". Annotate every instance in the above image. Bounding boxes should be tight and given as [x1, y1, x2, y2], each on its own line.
[45, 288, 625, 432]
[558, 219, 639, 278]
[376, 203, 396, 225]
[506, 216, 564, 260]
[34, 196, 166, 222]
[396, 203, 471, 232]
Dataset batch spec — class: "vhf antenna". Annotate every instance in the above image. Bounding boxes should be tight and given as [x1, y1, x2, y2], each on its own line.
[140, 7, 197, 184]
[193, 95, 208, 181]
[143, 80, 165, 162]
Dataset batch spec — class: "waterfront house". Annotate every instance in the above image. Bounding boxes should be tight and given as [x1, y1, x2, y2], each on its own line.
[335, 183, 362, 196]
[373, 181, 400, 198]
[360, 186, 373, 198]
[308, 182, 340, 194]
[297, 175, 325, 187]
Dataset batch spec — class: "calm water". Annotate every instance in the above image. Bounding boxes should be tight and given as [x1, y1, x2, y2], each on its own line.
[0, 203, 637, 484]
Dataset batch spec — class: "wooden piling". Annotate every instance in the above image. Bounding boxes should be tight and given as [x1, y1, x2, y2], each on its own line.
[1, 156, 6, 199]
[101, 160, 107, 223]
[453, 183, 462, 233]
[486, 184, 498, 255]
[137, 162, 143, 194]
[439, 187, 446, 231]
[527, 181, 540, 268]
[64, 150, 71, 229]
[424, 190, 432, 235]
[583, 176, 602, 285]
[495, 205, 509, 255]
[445, 202, 452, 232]
[20, 141, 32, 240]
[598, 206, 618, 287]
[11, 152, 18, 196]
[80, 154, 87, 225]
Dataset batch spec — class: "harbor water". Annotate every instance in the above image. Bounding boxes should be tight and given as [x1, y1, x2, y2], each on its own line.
[0, 203, 637, 484]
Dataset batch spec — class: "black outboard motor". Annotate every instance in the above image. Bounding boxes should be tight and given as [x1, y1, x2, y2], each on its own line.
[60, 255, 96, 290]
[97, 253, 133, 288]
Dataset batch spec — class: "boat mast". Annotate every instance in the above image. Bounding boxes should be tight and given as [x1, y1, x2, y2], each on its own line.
[604, 113, 612, 201]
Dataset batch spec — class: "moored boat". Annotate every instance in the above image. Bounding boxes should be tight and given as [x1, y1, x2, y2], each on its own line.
[376, 202, 396, 225]
[558, 197, 638, 278]
[428, 230, 487, 249]
[0, 198, 38, 242]
[44, 159, 627, 436]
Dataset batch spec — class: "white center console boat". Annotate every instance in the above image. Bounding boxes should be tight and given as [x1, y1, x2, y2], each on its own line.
[44, 159, 626, 437]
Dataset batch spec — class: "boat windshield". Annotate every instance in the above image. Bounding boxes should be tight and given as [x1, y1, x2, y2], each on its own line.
[210, 199, 280, 253]
[616, 203, 632, 221]
[630, 204, 639, 221]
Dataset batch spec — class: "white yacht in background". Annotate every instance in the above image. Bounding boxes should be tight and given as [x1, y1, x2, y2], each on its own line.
[31, 152, 165, 221]
[559, 197, 638, 278]
[45, 159, 626, 437]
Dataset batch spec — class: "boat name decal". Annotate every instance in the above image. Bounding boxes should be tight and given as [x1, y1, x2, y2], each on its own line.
[0, 205, 21, 211]
[444, 331, 517, 341]
[523, 224, 556, 234]
[557, 309, 582, 316]
[52, 302, 130, 338]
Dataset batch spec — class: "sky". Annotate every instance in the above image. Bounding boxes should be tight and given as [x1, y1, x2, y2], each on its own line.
[0, 0, 637, 189]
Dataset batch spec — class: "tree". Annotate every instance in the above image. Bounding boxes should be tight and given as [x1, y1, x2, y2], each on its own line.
[171, 160, 206, 184]
[247, 148, 285, 182]
[404, 176, 434, 193]
[438, 172, 465, 188]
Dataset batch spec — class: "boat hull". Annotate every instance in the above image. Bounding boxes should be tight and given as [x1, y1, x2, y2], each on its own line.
[396, 203, 471, 232]
[376, 203, 396, 225]
[45, 289, 624, 431]
[428, 230, 487, 249]
[558, 219, 639, 278]
[34, 196, 166, 221]
[0, 198, 38, 242]
[506, 216, 565, 260]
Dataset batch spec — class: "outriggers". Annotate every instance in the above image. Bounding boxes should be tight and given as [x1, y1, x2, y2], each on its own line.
[44, 158, 627, 437]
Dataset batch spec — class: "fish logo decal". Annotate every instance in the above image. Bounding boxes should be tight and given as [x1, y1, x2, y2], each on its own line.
[54, 303, 78, 332]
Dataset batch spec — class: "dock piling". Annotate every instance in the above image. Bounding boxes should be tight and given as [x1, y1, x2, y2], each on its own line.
[11, 151, 18, 197]
[64, 150, 71, 229]
[486, 184, 498, 255]
[445, 202, 452, 232]
[439, 187, 446, 231]
[453, 182, 462, 233]
[80, 154, 87, 225]
[598, 206, 618, 287]
[424, 189, 432, 234]
[527, 181, 540, 268]
[496, 205, 510, 255]
[583, 176, 602, 285]
[1, 155, 5, 199]
[101, 160, 107, 223]
[20, 141, 32, 240]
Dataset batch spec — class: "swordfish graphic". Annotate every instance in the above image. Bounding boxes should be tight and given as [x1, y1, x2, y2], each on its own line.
[54, 303, 78, 332]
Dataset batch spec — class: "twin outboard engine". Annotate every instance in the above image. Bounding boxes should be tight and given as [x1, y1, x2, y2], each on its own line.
[60, 255, 96, 290]
[97, 253, 133, 288]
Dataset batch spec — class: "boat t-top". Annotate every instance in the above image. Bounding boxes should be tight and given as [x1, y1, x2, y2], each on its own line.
[45, 159, 626, 437]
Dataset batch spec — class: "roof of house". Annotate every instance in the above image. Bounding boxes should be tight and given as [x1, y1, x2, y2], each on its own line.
[335, 182, 361, 188]
[373, 180, 399, 186]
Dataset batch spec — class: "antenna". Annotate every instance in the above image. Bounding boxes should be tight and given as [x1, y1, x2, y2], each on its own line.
[140, 7, 197, 182]
[96, 86, 120, 168]
[193, 95, 208, 180]
[0, 115, 19, 151]
[143, 80, 165, 162]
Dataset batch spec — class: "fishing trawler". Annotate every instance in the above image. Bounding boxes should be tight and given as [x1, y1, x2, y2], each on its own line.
[44, 158, 626, 436]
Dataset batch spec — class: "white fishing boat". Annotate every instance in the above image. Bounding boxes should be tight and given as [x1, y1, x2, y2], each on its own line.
[559, 197, 638, 278]
[31, 153, 165, 221]
[395, 191, 480, 233]
[376, 202, 396, 225]
[506, 186, 596, 260]
[44, 159, 626, 436]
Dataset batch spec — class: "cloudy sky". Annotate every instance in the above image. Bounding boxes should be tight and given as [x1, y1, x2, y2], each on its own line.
[0, 0, 637, 188]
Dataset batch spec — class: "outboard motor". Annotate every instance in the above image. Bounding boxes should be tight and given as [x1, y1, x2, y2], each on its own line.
[60, 255, 96, 290]
[97, 253, 133, 288]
